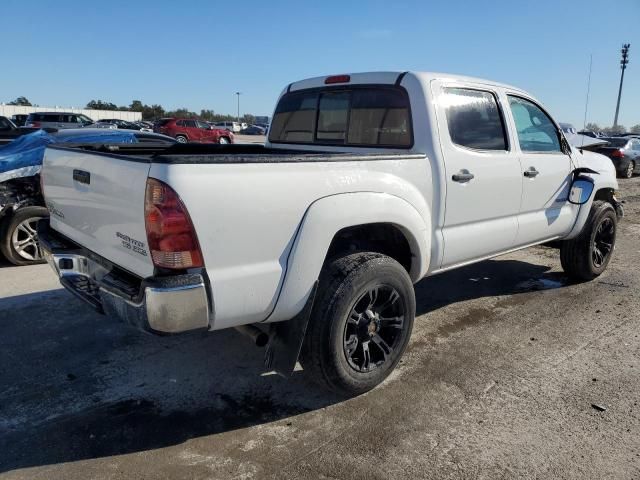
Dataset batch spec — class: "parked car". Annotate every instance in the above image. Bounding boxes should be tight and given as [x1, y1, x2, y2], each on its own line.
[593, 137, 640, 178]
[94, 121, 118, 129]
[0, 116, 57, 146]
[11, 114, 28, 127]
[96, 119, 152, 132]
[40, 71, 621, 396]
[0, 129, 175, 266]
[559, 123, 577, 135]
[154, 118, 234, 144]
[241, 125, 266, 135]
[213, 121, 241, 133]
[24, 112, 94, 129]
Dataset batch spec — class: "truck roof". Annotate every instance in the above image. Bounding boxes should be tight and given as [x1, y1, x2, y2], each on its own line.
[287, 71, 528, 95]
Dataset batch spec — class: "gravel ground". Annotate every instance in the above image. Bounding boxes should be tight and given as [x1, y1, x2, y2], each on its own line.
[0, 177, 639, 479]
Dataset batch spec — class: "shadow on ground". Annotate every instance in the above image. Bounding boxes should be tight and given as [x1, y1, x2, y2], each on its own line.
[0, 256, 566, 472]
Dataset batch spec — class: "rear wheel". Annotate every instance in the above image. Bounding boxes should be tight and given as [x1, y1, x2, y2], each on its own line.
[0, 206, 49, 266]
[175, 135, 188, 143]
[300, 252, 415, 396]
[560, 201, 616, 281]
[219, 136, 230, 144]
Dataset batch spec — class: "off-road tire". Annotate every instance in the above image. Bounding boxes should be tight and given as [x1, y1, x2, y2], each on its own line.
[0, 206, 49, 266]
[560, 201, 617, 281]
[300, 252, 415, 396]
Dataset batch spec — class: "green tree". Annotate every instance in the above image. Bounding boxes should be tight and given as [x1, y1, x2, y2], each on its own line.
[199, 109, 216, 122]
[8, 96, 32, 106]
[166, 108, 197, 118]
[86, 100, 118, 111]
[584, 122, 600, 132]
[630, 124, 640, 134]
[129, 100, 144, 112]
[241, 114, 256, 125]
[142, 104, 165, 121]
[602, 125, 626, 135]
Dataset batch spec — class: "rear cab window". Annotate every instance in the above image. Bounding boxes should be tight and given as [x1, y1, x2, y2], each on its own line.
[269, 86, 413, 148]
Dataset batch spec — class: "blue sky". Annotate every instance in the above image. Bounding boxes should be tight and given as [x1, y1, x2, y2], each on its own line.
[2, 0, 638, 128]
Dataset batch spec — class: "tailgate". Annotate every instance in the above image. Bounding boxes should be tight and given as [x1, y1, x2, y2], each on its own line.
[42, 147, 154, 278]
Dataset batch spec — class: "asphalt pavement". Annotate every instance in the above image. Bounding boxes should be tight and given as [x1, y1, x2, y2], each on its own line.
[0, 177, 639, 479]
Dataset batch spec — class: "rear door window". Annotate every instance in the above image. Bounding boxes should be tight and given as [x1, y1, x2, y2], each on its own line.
[269, 87, 412, 147]
[442, 88, 507, 151]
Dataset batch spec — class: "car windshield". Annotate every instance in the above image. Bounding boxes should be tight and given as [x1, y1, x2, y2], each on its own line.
[79, 115, 94, 123]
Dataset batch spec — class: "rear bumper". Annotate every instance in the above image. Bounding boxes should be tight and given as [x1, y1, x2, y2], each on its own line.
[38, 221, 210, 334]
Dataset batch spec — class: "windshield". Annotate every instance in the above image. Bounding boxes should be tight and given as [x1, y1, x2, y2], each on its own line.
[79, 114, 94, 124]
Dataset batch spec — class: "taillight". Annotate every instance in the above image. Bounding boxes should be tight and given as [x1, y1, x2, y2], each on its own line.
[611, 149, 624, 158]
[27, 121, 41, 128]
[144, 178, 203, 269]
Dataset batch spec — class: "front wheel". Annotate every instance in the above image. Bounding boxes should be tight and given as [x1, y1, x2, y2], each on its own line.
[560, 201, 617, 281]
[218, 136, 230, 144]
[0, 206, 49, 266]
[175, 135, 188, 143]
[300, 253, 415, 396]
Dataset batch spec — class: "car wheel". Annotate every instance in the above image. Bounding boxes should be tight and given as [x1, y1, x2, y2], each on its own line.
[219, 137, 230, 144]
[176, 135, 188, 143]
[624, 161, 635, 178]
[300, 252, 415, 396]
[0, 206, 49, 266]
[560, 200, 617, 281]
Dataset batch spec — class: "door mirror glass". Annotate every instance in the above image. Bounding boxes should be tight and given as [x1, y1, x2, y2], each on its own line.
[569, 177, 594, 205]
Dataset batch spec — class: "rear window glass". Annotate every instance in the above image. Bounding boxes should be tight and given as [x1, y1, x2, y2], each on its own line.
[269, 87, 412, 147]
[157, 118, 173, 127]
[28, 113, 61, 122]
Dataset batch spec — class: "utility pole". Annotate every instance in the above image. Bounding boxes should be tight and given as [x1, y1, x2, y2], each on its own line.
[613, 43, 630, 128]
[235, 92, 241, 123]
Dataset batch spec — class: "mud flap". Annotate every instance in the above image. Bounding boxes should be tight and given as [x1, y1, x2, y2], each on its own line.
[264, 281, 318, 377]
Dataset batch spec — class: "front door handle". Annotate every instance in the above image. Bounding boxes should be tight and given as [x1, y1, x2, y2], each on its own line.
[452, 170, 475, 183]
[524, 167, 540, 178]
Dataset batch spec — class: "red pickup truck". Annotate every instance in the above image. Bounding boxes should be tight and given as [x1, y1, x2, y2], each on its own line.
[154, 118, 234, 144]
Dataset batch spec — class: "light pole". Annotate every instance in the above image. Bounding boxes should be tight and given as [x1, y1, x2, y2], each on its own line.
[613, 43, 630, 128]
[235, 92, 241, 123]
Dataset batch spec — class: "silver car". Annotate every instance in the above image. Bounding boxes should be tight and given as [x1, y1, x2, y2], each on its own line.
[25, 112, 94, 129]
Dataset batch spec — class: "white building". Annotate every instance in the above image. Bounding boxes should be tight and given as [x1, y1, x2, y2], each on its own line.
[0, 104, 142, 122]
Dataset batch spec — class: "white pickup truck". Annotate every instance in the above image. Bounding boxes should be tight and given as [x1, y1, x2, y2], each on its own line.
[40, 71, 622, 396]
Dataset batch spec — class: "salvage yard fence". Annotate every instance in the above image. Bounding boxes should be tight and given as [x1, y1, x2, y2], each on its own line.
[0, 104, 142, 122]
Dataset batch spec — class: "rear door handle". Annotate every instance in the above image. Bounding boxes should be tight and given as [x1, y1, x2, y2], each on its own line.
[524, 167, 540, 178]
[452, 171, 474, 183]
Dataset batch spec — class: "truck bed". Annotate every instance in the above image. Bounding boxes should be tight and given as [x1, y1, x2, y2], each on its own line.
[49, 142, 417, 163]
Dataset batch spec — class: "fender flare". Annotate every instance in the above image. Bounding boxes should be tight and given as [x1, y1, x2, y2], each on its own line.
[265, 192, 430, 323]
[564, 180, 618, 240]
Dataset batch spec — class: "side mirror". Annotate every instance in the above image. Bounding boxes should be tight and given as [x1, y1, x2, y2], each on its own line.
[568, 176, 595, 205]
